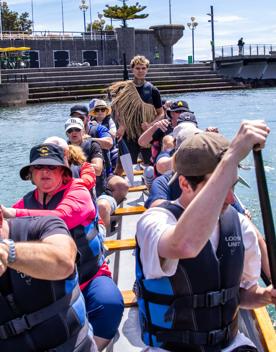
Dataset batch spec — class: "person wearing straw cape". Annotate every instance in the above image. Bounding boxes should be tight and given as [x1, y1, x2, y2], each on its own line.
[109, 55, 164, 169]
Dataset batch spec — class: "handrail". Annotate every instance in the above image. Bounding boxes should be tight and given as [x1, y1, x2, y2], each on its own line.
[0, 30, 117, 41]
[216, 43, 276, 58]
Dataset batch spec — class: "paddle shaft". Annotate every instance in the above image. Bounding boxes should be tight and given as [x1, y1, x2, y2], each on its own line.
[253, 150, 276, 288]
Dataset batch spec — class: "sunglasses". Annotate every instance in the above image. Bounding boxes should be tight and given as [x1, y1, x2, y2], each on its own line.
[67, 128, 81, 133]
[94, 108, 107, 113]
[32, 165, 60, 170]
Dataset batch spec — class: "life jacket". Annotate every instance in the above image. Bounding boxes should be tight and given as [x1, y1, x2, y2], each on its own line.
[0, 216, 91, 352]
[81, 138, 109, 197]
[23, 187, 105, 285]
[138, 81, 153, 105]
[101, 116, 119, 172]
[135, 202, 244, 352]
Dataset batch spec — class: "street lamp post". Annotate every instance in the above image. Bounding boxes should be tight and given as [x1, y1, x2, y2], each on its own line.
[187, 17, 198, 64]
[0, 1, 3, 40]
[31, 0, 34, 34]
[207, 5, 216, 70]
[61, 0, 64, 35]
[79, 0, 88, 33]
[168, 0, 172, 24]
[89, 0, 92, 38]
[97, 13, 105, 65]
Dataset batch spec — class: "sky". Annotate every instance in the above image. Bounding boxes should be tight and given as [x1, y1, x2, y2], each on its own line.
[6, 0, 276, 60]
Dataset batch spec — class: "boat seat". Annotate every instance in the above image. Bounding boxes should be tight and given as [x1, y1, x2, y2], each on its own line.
[113, 205, 146, 216]
[104, 238, 136, 252]
[122, 169, 144, 176]
[128, 185, 147, 192]
[122, 290, 137, 307]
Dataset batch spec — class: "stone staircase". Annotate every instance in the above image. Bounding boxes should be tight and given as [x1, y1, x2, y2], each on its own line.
[1, 63, 245, 104]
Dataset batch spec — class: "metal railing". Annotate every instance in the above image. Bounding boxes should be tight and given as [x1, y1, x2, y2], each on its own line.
[0, 30, 117, 41]
[216, 44, 276, 58]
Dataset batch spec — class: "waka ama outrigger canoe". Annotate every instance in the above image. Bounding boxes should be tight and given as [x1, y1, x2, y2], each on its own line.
[103, 163, 276, 352]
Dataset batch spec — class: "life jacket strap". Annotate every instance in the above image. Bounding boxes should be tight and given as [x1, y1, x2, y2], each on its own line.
[46, 319, 93, 352]
[0, 285, 80, 340]
[156, 317, 238, 347]
[137, 284, 239, 309]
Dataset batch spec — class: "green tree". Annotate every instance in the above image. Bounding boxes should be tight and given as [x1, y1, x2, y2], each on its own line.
[1, 2, 32, 32]
[103, 0, 148, 28]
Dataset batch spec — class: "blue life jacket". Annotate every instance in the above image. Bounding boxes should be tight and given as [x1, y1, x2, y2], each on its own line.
[23, 188, 105, 285]
[0, 216, 91, 351]
[135, 202, 244, 352]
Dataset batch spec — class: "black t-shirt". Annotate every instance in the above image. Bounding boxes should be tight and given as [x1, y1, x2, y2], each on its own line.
[81, 138, 104, 163]
[81, 138, 111, 197]
[136, 83, 162, 109]
[8, 216, 70, 242]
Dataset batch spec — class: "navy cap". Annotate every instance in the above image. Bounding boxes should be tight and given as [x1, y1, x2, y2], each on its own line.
[177, 112, 198, 127]
[20, 144, 72, 180]
[70, 105, 88, 116]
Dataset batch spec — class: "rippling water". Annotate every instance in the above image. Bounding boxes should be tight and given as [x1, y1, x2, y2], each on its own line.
[0, 87, 276, 324]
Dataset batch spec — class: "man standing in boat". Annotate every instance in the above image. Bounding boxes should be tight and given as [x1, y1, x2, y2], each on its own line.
[135, 120, 276, 351]
[109, 55, 164, 167]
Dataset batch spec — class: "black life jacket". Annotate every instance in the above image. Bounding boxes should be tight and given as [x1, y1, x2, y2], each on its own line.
[81, 138, 109, 197]
[23, 188, 105, 285]
[137, 81, 153, 104]
[0, 216, 90, 352]
[135, 202, 244, 352]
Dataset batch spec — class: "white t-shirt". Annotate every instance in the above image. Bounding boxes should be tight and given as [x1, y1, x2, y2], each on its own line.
[136, 201, 261, 351]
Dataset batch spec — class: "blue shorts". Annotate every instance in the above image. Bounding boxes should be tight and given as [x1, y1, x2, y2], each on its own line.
[82, 276, 124, 339]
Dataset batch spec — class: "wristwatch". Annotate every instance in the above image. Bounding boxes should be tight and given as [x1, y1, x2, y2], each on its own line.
[0, 239, 16, 264]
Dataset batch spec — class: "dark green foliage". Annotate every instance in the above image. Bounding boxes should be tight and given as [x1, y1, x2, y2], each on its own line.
[1, 2, 32, 32]
[103, 1, 148, 28]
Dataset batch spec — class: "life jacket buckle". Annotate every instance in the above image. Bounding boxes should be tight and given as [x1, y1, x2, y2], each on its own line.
[7, 314, 31, 336]
[207, 329, 223, 345]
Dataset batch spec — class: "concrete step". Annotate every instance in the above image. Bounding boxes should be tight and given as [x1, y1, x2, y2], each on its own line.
[2, 63, 210, 75]
[2, 66, 212, 79]
[28, 81, 235, 98]
[27, 84, 245, 103]
[7, 70, 215, 84]
[29, 78, 226, 93]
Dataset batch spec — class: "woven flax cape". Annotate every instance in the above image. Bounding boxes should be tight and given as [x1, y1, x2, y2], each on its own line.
[109, 80, 156, 140]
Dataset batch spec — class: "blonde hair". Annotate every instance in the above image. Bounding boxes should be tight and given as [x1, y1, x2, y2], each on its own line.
[130, 55, 149, 68]
[68, 145, 86, 166]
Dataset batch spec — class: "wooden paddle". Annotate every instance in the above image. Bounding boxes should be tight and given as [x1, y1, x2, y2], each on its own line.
[253, 150, 276, 287]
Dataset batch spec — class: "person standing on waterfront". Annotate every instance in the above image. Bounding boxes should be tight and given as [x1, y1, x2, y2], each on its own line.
[135, 120, 276, 352]
[109, 55, 164, 167]
[238, 37, 245, 55]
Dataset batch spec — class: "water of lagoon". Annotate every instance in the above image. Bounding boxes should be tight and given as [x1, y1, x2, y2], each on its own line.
[0, 87, 276, 325]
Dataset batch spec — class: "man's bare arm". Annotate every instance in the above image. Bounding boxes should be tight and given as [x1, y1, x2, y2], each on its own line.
[1, 234, 77, 280]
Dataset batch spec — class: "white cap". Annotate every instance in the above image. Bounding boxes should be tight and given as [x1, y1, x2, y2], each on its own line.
[64, 117, 84, 132]
[173, 123, 203, 149]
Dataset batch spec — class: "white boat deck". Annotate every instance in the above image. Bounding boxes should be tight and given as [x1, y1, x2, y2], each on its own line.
[104, 174, 147, 351]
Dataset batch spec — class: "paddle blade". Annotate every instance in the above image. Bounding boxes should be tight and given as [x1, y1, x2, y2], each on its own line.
[120, 154, 134, 186]
[118, 140, 134, 186]
[253, 150, 276, 288]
